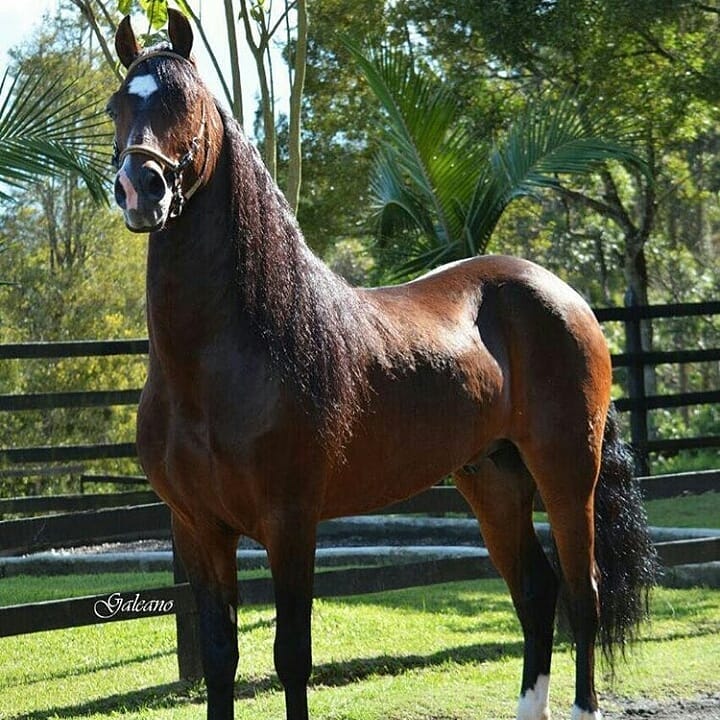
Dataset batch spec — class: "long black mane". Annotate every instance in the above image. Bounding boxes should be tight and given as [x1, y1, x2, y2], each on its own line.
[218, 105, 384, 452]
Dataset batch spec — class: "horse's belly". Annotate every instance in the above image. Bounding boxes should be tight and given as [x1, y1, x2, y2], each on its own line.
[321, 360, 505, 519]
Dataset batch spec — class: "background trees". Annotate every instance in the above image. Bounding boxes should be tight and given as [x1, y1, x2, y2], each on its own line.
[0, 0, 718, 487]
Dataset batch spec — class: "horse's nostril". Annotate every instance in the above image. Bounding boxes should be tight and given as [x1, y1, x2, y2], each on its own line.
[114, 176, 127, 209]
[141, 166, 167, 202]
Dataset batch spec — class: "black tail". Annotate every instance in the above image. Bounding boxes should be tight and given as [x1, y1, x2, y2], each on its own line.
[593, 405, 657, 668]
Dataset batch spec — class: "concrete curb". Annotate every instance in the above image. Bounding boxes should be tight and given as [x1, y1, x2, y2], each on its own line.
[0, 545, 490, 577]
[2, 516, 718, 584]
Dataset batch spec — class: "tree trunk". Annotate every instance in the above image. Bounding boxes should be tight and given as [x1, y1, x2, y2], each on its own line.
[223, 0, 244, 124]
[286, 0, 308, 213]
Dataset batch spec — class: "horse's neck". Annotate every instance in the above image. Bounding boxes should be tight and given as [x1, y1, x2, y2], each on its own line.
[145, 151, 242, 358]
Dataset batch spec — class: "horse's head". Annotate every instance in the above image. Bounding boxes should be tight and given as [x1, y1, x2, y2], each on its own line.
[107, 10, 217, 232]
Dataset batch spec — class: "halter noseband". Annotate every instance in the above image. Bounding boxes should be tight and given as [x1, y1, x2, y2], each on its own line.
[112, 50, 209, 220]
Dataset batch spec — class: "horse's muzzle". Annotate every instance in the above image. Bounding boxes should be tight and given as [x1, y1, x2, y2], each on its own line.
[114, 159, 172, 233]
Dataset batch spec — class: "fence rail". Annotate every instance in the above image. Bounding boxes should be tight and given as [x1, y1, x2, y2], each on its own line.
[1, 301, 718, 475]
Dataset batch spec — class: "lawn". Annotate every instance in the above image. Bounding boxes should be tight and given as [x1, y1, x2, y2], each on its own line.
[644, 491, 720, 528]
[532, 490, 720, 529]
[1, 492, 718, 719]
[1, 578, 718, 720]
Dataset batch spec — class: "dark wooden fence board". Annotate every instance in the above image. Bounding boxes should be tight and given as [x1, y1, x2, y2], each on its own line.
[655, 537, 720, 566]
[81, 474, 147, 485]
[0, 389, 142, 411]
[640, 469, 720, 499]
[594, 301, 720, 322]
[0, 556, 498, 638]
[615, 390, 720, 412]
[612, 348, 720, 367]
[0, 584, 191, 637]
[0, 442, 137, 464]
[0, 339, 148, 360]
[0, 503, 170, 555]
[0, 491, 158, 516]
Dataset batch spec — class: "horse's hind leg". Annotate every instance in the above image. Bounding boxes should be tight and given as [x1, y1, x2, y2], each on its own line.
[519, 433, 604, 720]
[455, 443, 558, 720]
[172, 514, 240, 720]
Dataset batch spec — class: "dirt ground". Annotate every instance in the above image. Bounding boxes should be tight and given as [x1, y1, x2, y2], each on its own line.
[604, 692, 720, 719]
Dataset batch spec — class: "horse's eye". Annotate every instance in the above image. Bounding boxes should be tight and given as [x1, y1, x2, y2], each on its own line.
[105, 103, 117, 121]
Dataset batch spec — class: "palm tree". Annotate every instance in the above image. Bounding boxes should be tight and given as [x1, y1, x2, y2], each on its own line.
[349, 44, 647, 278]
[0, 67, 109, 204]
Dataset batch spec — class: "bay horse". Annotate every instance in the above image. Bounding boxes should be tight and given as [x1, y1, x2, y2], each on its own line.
[108, 11, 655, 720]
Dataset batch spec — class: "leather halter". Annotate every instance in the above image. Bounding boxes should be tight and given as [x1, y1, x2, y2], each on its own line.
[113, 50, 209, 219]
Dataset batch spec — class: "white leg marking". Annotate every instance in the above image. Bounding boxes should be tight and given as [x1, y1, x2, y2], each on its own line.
[570, 705, 602, 720]
[517, 674, 551, 720]
[127, 74, 159, 99]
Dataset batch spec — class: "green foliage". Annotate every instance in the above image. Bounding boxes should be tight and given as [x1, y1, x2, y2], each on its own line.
[0, 7, 146, 494]
[0, 68, 109, 203]
[349, 43, 647, 278]
[118, 0, 169, 30]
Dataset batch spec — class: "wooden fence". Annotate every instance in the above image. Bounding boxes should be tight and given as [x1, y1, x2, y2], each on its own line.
[0, 301, 718, 477]
[1, 301, 719, 679]
[595, 297, 720, 474]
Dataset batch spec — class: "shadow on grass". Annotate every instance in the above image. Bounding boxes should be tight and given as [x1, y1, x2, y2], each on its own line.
[10, 640, 524, 719]
[11, 681, 203, 720]
[14, 648, 176, 688]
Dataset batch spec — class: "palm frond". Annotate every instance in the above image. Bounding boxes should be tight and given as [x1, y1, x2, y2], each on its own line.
[464, 95, 647, 254]
[351, 41, 647, 278]
[0, 68, 111, 203]
[346, 41, 482, 247]
[369, 146, 436, 242]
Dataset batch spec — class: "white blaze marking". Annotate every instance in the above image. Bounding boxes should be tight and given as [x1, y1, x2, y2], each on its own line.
[517, 674, 551, 720]
[127, 74, 159, 100]
[570, 706, 602, 720]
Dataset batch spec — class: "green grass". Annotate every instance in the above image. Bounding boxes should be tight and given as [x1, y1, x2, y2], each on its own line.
[1, 578, 718, 720]
[644, 491, 720, 528]
[533, 491, 720, 529]
[0, 572, 175, 606]
[1, 492, 717, 718]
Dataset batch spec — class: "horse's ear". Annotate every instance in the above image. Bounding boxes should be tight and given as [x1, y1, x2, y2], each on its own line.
[115, 16, 140, 69]
[168, 9, 193, 59]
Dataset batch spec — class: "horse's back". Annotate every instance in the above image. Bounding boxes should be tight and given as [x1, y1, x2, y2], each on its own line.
[366, 254, 606, 371]
[416, 255, 613, 468]
[364, 254, 612, 450]
[325, 255, 610, 518]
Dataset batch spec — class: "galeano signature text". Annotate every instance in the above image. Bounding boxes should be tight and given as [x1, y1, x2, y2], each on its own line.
[93, 592, 174, 619]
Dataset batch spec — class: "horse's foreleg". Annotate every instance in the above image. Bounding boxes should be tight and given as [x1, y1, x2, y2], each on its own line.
[266, 516, 317, 720]
[172, 514, 239, 720]
[455, 447, 557, 720]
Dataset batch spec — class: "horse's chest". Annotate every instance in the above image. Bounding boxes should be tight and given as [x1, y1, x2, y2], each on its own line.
[136, 354, 283, 529]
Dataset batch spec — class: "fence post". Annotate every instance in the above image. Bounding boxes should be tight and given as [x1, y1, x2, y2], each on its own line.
[624, 288, 650, 476]
[172, 535, 204, 681]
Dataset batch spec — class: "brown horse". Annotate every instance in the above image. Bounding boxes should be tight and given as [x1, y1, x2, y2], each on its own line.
[108, 11, 655, 720]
